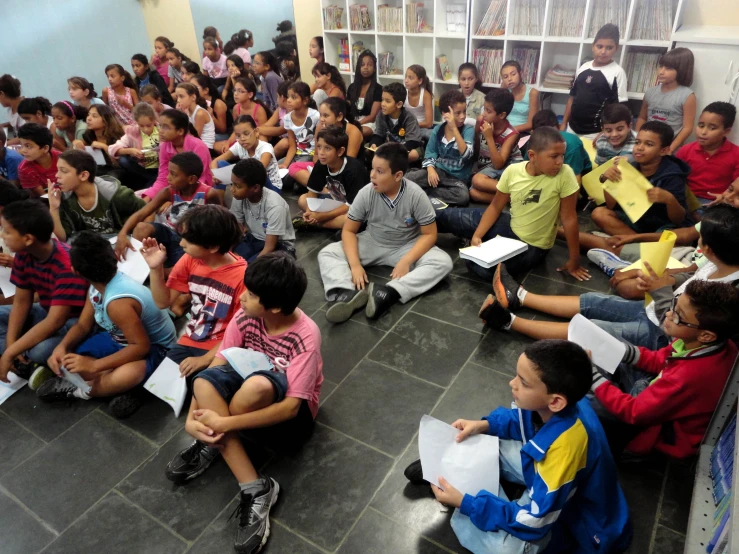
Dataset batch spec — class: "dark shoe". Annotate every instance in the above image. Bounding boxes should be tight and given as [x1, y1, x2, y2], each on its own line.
[231, 477, 280, 554]
[325, 288, 369, 323]
[291, 216, 315, 230]
[365, 283, 400, 320]
[12, 359, 35, 381]
[404, 459, 429, 486]
[109, 391, 142, 419]
[429, 197, 448, 211]
[37, 377, 79, 402]
[14, 360, 53, 390]
[493, 263, 521, 311]
[478, 294, 512, 330]
[165, 440, 221, 484]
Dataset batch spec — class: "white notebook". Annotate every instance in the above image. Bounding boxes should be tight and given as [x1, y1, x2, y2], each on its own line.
[459, 236, 528, 269]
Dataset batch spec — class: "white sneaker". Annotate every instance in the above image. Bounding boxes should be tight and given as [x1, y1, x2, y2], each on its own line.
[587, 249, 630, 277]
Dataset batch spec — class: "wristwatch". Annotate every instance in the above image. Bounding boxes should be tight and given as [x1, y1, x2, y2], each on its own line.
[599, 174, 608, 184]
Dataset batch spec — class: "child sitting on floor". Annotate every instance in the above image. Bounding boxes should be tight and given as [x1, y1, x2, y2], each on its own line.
[39, 231, 176, 418]
[143, 205, 246, 375]
[527, 110, 592, 184]
[436, 127, 588, 282]
[406, 90, 475, 206]
[368, 82, 424, 162]
[164, 253, 322, 554]
[592, 121, 691, 235]
[108, 102, 161, 191]
[470, 88, 523, 203]
[49, 149, 145, 242]
[17, 123, 60, 197]
[229, 159, 295, 262]
[594, 103, 636, 165]
[115, 152, 221, 269]
[0, 127, 23, 187]
[318, 143, 453, 323]
[592, 280, 739, 460]
[406, 340, 632, 554]
[0, 200, 87, 390]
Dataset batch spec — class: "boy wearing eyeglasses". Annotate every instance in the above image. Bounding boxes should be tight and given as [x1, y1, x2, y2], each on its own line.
[590, 279, 739, 460]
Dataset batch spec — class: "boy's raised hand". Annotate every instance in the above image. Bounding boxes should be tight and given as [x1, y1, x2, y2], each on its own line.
[451, 418, 489, 442]
[140, 237, 167, 269]
[441, 107, 455, 126]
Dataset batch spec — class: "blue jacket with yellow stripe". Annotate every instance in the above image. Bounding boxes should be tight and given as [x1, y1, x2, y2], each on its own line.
[459, 399, 632, 553]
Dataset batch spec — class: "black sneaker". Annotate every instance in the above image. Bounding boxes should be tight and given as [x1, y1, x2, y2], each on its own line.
[37, 377, 78, 402]
[493, 263, 522, 311]
[325, 288, 369, 323]
[404, 459, 429, 486]
[165, 440, 221, 484]
[291, 216, 315, 231]
[13, 360, 54, 391]
[231, 477, 280, 554]
[478, 294, 513, 330]
[109, 391, 142, 419]
[365, 283, 399, 320]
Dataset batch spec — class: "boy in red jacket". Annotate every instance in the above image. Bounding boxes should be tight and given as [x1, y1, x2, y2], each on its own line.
[591, 279, 739, 459]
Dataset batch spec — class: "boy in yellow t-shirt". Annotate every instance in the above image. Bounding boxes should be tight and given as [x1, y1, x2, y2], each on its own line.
[435, 127, 589, 282]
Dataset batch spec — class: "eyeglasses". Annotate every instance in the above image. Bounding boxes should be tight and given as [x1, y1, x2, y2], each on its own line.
[667, 295, 701, 329]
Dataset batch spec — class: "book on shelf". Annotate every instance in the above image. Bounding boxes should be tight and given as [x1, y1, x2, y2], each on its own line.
[588, 0, 627, 38]
[436, 55, 453, 82]
[446, 3, 466, 34]
[512, 47, 540, 85]
[512, 0, 545, 36]
[476, 0, 506, 36]
[377, 4, 403, 33]
[542, 64, 576, 89]
[338, 38, 350, 72]
[473, 47, 504, 84]
[349, 4, 372, 31]
[323, 5, 344, 30]
[548, 0, 586, 38]
[352, 41, 369, 72]
[407, 2, 432, 33]
[623, 50, 661, 93]
[631, 0, 677, 41]
[378, 51, 401, 76]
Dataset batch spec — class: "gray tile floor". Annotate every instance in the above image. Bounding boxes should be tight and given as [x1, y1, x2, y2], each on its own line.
[0, 198, 694, 554]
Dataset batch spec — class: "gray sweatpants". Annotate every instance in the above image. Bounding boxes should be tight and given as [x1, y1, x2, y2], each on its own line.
[317, 232, 453, 303]
[406, 168, 470, 206]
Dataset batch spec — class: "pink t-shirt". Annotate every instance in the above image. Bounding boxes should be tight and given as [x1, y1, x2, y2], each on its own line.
[202, 54, 229, 79]
[232, 47, 252, 65]
[215, 309, 323, 418]
[152, 55, 170, 80]
[138, 134, 213, 199]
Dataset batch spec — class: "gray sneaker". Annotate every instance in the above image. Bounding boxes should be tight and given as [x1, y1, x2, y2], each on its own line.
[325, 288, 369, 323]
[587, 248, 630, 277]
[232, 477, 280, 553]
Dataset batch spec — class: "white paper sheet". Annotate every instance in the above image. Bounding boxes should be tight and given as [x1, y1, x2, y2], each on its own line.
[211, 164, 235, 184]
[220, 347, 274, 379]
[144, 357, 187, 417]
[108, 237, 149, 284]
[306, 197, 346, 213]
[459, 236, 529, 269]
[278, 168, 289, 179]
[419, 415, 499, 497]
[568, 314, 626, 374]
[60, 366, 92, 394]
[0, 266, 15, 298]
[85, 146, 107, 166]
[0, 373, 27, 406]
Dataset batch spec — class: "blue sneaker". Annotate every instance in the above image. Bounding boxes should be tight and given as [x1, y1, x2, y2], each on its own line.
[587, 249, 630, 277]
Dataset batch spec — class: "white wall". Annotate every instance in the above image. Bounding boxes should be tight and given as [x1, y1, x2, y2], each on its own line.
[294, 0, 322, 84]
[0, 0, 151, 123]
[188, 0, 295, 57]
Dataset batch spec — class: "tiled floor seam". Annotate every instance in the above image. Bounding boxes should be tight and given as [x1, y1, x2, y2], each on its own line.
[367, 506, 459, 554]
[407, 309, 487, 335]
[522, 271, 607, 294]
[268, 518, 334, 554]
[0, 483, 59, 539]
[94, 405, 164, 450]
[363, 358, 447, 390]
[647, 463, 671, 554]
[108, 488, 193, 547]
[182, 490, 240, 553]
[0, 408, 50, 445]
[314, 421, 395, 459]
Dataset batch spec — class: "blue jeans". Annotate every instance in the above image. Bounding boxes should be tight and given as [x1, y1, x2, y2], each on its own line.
[435, 208, 549, 279]
[118, 155, 158, 191]
[0, 304, 78, 364]
[450, 438, 551, 554]
[234, 233, 296, 263]
[579, 293, 669, 350]
[151, 223, 185, 268]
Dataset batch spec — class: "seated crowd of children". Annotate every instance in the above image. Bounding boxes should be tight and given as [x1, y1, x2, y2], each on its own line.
[0, 19, 738, 554]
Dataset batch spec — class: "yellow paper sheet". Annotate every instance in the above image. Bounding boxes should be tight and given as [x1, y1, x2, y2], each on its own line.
[617, 231, 677, 305]
[601, 161, 654, 222]
[581, 158, 614, 205]
[622, 256, 687, 272]
[580, 136, 598, 168]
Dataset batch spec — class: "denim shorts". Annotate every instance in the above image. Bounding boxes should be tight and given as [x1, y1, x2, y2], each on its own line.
[195, 363, 288, 404]
[76, 331, 169, 378]
[477, 165, 505, 180]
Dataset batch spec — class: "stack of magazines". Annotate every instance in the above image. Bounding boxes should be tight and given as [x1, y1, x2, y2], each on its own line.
[378, 4, 402, 33]
[323, 5, 344, 30]
[623, 50, 661, 93]
[631, 0, 677, 41]
[378, 51, 399, 75]
[548, 0, 586, 37]
[541, 65, 575, 89]
[349, 4, 372, 31]
[512, 0, 545, 36]
[407, 3, 432, 33]
[473, 47, 504, 84]
[476, 0, 506, 36]
[512, 47, 540, 85]
[588, 0, 627, 38]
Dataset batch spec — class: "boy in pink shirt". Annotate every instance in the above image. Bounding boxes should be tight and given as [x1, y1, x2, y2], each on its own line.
[165, 252, 322, 553]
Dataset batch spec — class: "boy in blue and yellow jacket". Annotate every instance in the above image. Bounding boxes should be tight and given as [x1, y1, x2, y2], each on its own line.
[406, 339, 632, 554]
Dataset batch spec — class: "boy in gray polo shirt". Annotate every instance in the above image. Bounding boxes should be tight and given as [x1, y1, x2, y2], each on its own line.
[229, 159, 295, 262]
[318, 143, 453, 322]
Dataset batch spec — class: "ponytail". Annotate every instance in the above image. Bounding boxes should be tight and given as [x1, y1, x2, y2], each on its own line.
[176, 82, 207, 109]
[155, 36, 175, 50]
[312, 62, 347, 98]
[104, 64, 136, 89]
[67, 76, 98, 99]
[161, 108, 199, 139]
[167, 47, 191, 64]
[52, 101, 88, 122]
[408, 64, 432, 95]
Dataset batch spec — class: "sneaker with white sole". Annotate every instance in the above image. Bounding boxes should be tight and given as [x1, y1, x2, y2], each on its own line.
[28, 366, 55, 391]
[587, 248, 630, 277]
[165, 440, 221, 484]
[37, 377, 79, 402]
[325, 288, 369, 323]
[231, 477, 280, 553]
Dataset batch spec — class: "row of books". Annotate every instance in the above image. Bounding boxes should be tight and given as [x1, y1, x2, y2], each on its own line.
[623, 50, 660, 93]
[407, 2, 432, 33]
[377, 4, 403, 33]
[708, 413, 735, 554]
[337, 38, 351, 72]
[349, 4, 372, 32]
[475, 0, 506, 36]
[541, 64, 575, 89]
[436, 54, 453, 81]
[473, 47, 504, 84]
[511, 0, 545, 36]
[631, 0, 677, 41]
[512, 47, 540, 85]
[588, 0, 627, 38]
[378, 51, 402, 75]
[323, 5, 344, 30]
[445, 3, 466, 34]
[548, 0, 586, 38]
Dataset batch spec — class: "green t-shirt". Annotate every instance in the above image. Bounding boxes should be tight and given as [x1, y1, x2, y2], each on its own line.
[496, 161, 580, 250]
[523, 130, 592, 177]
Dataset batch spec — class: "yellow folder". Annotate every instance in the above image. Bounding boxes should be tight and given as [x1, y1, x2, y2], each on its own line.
[581, 158, 654, 223]
[617, 231, 677, 305]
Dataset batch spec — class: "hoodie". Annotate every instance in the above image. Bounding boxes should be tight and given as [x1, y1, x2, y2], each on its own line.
[624, 155, 692, 229]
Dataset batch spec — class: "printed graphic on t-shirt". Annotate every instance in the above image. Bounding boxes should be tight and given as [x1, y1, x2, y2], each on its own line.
[90, 290, 126, 344]
[325, 176, 347, 203]
[522, 189, 542, 205]
[649, 108, 671, 123]
[295, 116, 317, 154]
[235, 313, 310, 361]
[186, 274, 239, 342]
